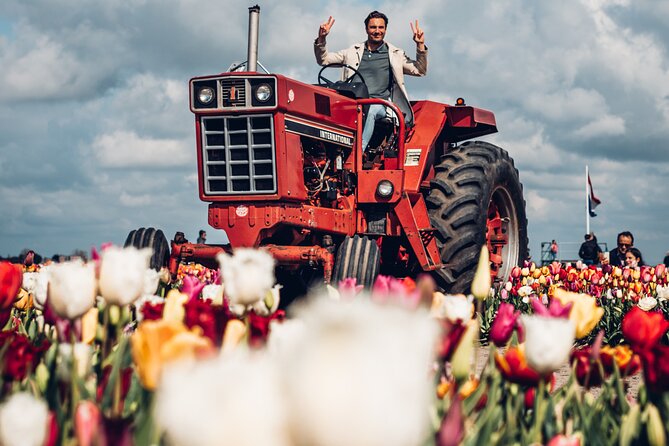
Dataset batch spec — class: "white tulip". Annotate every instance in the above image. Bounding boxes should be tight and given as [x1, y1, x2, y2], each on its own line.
[656, 285, 669, 302]
[517, 285, 533, 297]
[0, 392, 48, 446]
[143, 268, 161, 296]
[280, 296, 439, 446]
[252, 284, 282, 316]
[522, 315, 575, 375]
[201, 284, 224, 305]
[99, 246, 152, 306]
[217, 248, 275, 307]
[432, 293, 473, 323]
[638, 296, 657, 311]
[156, 352, 290, 446]
[48, 261, 97, 320]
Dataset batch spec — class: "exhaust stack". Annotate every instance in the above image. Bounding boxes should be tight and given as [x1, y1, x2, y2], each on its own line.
[247, 5, 260, 72]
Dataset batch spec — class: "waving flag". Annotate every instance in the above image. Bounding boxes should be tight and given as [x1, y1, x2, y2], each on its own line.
[588, 174, 601, 217]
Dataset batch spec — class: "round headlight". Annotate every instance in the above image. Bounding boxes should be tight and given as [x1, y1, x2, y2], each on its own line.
[376, 180, 394, 198]
[255, 84, 272, 102]
[198, 87, 215, 104]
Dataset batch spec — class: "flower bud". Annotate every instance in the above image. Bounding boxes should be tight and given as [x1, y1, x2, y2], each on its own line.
[521, 267, 529, 277]
[511, 267, 521, 279]
[645, 403, 666, 446]
[470, 246, 491, 300]
[450, 319, 478, 382]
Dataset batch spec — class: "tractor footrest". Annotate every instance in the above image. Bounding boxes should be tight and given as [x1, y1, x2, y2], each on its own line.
[418, 228, 437, 245]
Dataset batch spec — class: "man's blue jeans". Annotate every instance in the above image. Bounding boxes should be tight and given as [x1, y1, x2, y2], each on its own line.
[361, 104, 387, 152]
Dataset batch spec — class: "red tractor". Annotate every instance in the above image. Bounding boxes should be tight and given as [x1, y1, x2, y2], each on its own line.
[125, 6, 528, 296]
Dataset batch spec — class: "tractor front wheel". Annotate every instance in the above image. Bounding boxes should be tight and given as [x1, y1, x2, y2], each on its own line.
[332, 235, 380, 288]
[425, 141, 528, 293]
[124, 227, 170, 271]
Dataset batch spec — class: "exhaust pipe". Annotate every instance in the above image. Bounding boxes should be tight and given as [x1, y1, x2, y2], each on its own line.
[247, 5, 260, 72]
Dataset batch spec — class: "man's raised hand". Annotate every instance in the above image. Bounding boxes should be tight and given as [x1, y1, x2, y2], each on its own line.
[319, 16, 335, 39]
[410, 20, 425, 48]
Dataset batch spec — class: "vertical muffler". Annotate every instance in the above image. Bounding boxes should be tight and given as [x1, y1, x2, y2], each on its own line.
[247, 5, 260, 72]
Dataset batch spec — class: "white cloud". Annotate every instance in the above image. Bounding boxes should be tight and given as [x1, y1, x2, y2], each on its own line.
[572, 114, 626, 138]
[119, 192, 151, 207]
[90, 131, 190, 167]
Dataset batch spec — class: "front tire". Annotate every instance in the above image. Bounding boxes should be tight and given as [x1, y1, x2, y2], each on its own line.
[124, 227, 169, 271]
[332, 235, 380, 288]
[425, 141, 528, 293]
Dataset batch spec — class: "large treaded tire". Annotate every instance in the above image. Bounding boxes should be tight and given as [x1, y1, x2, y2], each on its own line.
[123, 227, 169, 271]
[425, 141, 528, 293]
[332, 235, 381, 288]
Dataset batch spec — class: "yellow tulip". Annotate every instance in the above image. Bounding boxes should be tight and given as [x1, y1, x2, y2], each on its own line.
[221, 319, 247, 353]
[81, 308, 98, 345]
[162, 289, 189, 322]
[131, 319, 214, 390]
[553, 288, 604, 339]
[14, 289, 33, 310]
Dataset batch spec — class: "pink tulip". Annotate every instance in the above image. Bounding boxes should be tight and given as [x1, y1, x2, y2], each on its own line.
[436, 397, 464, 446]
[511, 266, 521, 279]
[181, 275, 206, 302]
[655, 264, 666, 278]
[489, 302, 520, 347]
[547, 434, 581, 446]
[338, 278, 363, 299]
[75, 400, 102, 446]
[530, 297, 572, 318]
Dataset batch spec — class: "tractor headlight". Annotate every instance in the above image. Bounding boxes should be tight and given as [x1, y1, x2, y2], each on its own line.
[198, 87, 215, 105]
[376, 180, 394, 198]
[255, 83, 272, 102]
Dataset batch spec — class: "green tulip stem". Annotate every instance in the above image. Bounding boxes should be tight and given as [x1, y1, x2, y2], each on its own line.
[533, 377, 546, 443]
[69, 326, 78, 422]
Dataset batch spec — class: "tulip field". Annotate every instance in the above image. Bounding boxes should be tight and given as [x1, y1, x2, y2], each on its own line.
[0, 246, 668, 445]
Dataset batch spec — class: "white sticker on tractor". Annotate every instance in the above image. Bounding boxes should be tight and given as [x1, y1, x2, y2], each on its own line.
[288, 89, 295, 102]
[236, 205, 249, 217]
[405, 149, 421, 166]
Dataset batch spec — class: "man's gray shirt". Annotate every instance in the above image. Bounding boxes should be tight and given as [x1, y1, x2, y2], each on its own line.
[358, 43, 391, 99]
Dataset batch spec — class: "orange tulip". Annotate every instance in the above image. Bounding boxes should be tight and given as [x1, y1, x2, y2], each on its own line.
[14, 288, 33, 310]
[131, 319, 214, 390]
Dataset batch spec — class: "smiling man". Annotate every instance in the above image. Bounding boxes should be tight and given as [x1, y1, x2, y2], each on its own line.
[607, 231, 635, 268]
[314, 11, 427, 152]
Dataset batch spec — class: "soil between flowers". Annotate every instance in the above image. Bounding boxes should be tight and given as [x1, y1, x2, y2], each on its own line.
[475, 345, 641, 400]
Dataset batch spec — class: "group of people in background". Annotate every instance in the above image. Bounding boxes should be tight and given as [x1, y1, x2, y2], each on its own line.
[577, 231, 652, 268]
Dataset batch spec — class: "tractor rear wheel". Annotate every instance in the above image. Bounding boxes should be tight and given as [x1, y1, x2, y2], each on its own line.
[425, 141, 528, 293]
[332, 235, 380, 288]
[124, 227, 170, 271]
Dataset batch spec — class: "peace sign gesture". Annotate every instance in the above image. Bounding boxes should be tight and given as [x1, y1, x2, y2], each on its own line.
[319, 16, 335, 40]
[410, 20, 425, 49]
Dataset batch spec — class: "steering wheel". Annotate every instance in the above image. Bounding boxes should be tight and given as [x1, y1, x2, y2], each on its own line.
[317, 63, 367, 89]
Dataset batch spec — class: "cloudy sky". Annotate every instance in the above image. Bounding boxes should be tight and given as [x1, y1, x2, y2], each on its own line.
[1, 0, 668, 265]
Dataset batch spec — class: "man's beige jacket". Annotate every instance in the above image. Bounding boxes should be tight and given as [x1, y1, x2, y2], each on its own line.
[314, 40, 427, 126]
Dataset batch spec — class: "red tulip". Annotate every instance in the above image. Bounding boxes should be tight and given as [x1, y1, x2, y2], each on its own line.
[495, 346, 542, 386]
[247, 309, 285, 348]
[638, 345, 669, 392]
[44, 411, 60, 446]
[622, 307, 669, 351]
[183, 299, 232, 346]
[438, 321, 467, 362]
[0, 261, 22, 309]
[489, 303, 520, 347]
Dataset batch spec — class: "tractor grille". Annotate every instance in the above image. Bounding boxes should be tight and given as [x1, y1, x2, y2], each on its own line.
[220, 78, 246, 107]
[201, 114, 276, 195]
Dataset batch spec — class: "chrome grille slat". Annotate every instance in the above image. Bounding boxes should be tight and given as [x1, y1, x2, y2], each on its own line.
[201, 114, 276, 195]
